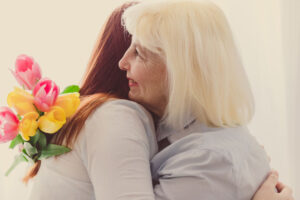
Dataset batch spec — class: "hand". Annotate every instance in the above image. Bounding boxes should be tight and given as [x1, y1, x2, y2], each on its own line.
[252, 170, 294, 200]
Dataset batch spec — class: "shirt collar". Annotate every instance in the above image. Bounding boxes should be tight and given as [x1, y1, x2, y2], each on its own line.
[157, 115, 225, 143]
[156, 115, 197, 142]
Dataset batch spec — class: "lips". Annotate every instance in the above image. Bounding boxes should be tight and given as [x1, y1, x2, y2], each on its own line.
[127, 77, 138, 87]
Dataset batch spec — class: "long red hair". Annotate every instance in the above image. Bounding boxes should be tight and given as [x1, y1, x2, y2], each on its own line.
[23, 2, 136, 183]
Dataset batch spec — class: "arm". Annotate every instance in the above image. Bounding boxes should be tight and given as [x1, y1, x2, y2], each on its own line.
[252, 170, 294, 200]
[84, 100, 156, 200]
[153, 150, 293, 200]
[152, 149, 238, 200]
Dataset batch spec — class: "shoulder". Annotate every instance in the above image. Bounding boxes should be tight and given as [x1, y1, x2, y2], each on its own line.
[170, 126, 270, 173]
[152, 141, 234, 179]
[81, 99, 157, 156]
[90, 99, 152, 123]
[85, 98, 154, 133]
[175, 126, 266, 158]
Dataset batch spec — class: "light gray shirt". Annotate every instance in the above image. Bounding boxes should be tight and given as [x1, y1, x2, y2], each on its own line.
[151, 118, 271, 200]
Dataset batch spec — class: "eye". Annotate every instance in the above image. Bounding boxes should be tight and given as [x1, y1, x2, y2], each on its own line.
[134, 48, 140, 57]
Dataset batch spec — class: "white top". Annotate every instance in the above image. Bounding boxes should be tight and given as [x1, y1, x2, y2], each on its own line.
[26, 99, 158, 200]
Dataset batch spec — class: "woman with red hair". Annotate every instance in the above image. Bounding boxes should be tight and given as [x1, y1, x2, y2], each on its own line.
[25, 2, 292, 200]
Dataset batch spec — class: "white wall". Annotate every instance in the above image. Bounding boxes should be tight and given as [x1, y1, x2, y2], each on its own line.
[281, 0, 300, 197]
[215, 0, 300, 196]
[212, 0, 291, 183]
[0, 1, 127, 199]
[0, 0, 297, 199]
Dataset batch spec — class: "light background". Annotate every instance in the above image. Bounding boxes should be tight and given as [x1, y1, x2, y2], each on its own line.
[0, 0, 299, 199]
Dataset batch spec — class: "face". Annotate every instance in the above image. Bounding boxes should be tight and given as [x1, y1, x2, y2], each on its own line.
[119, 39, 168, 117]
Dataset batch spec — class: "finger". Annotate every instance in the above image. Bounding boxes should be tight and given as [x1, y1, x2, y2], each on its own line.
[276, 181, 285, 192]
[278, 186, 293, 199]
[264, 170, 279, 187]
[271, 169, 279, 177]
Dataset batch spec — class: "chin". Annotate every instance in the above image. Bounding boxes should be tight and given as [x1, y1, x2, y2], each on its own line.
[129, 94, 145, 106]
[128, 93, 139, 102]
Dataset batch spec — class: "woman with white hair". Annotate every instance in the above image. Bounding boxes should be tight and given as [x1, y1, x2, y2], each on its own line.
[119, 0, 289, 199]
[25, 1, 292, 200]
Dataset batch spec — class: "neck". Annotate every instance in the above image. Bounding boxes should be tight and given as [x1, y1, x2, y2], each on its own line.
[141, 101, 166, 120]
[146, 104, 165, 132]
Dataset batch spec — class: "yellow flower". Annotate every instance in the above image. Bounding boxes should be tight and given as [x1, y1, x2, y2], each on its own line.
[54, 93, 80, 118]
[7, 87, 36, 116]
[38, 106, 66, 134]
[20, 112, 39, 141]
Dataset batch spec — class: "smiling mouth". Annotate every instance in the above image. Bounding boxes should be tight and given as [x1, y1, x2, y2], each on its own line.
[128, 78, 138, 87]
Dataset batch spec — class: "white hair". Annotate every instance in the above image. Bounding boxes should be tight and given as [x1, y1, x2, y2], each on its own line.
[122, 0, 255, 128]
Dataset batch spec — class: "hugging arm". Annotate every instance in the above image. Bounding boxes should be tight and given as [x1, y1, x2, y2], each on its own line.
[153, 149, 238, 200]
[252, 171, 294, 200]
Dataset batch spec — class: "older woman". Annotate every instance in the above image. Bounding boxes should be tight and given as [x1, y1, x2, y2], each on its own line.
[25, 1, 293, 200]
[119, 0, 292, 199]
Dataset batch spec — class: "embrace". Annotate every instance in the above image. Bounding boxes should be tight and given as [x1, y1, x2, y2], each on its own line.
[25, 1, 293, 200]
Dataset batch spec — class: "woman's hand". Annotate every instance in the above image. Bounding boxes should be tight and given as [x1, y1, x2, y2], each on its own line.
[252, 170, 294, 200]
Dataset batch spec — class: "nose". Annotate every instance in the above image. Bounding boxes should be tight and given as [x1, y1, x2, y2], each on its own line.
[119, 54, 129, 71]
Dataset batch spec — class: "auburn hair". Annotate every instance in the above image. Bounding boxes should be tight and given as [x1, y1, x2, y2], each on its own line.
[23, 2, 136, 183]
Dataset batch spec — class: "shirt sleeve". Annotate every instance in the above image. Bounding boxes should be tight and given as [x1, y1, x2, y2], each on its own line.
[82, 100, 157, 200]
[153, 149, 238, 200]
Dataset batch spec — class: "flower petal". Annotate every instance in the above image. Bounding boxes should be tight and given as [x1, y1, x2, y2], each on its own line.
[38, 106, 66, 134]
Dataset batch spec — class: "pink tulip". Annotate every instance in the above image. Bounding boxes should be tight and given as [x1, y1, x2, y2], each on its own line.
[10, 54, 42, 90]
[33, 78, 60, 112]
[0, 107, 19, 143]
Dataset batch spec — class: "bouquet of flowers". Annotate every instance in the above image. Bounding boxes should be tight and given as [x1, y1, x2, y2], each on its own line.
[0, 54, 80, 176]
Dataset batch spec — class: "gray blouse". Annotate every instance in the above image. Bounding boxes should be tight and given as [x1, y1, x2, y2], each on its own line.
[151, 118, 271, 200]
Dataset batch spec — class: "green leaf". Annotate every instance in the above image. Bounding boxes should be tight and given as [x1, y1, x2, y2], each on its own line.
[29, 130, 40, 146]
[37, 131, 47, 150]
[5, 154, 27, 176]
[38, 144, 71, 160]
[21, 150, 34, 165]
[61, 85, 80, 94]
[24, 142, 38, 157]
[9, 134, 24, 149]
[17, 114, 22, 121]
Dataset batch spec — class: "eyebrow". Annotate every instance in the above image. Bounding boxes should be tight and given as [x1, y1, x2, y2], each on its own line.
[135, 43, 144, 51]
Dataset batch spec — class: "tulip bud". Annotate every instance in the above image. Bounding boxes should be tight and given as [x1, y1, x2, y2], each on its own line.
[10, 54, 42, 90]
[33, 78, 60, 112]
[0, 107, 19, 143]
[38, 106, 66, 134]
[19, 112, 39, 141]
[7, 87, 36, 116]
[55, 93, 80, 117]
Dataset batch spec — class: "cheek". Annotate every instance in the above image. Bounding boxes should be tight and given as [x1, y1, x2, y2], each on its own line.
[153, 64, 167, 88]
[131, 59, 168, 94]
[131, 62, 151, 85]
[145, 68, 168, 101]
